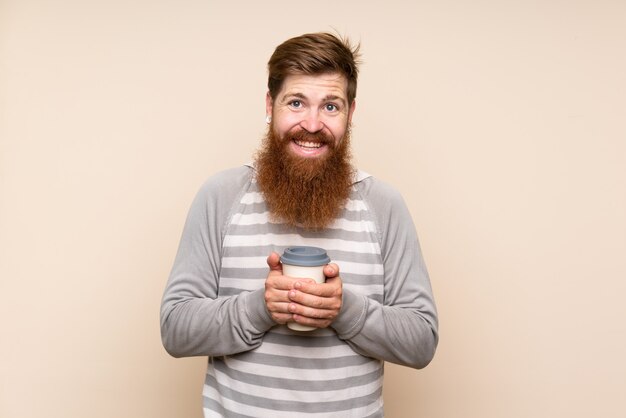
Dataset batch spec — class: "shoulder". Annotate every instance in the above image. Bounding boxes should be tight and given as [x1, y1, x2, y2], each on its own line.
[353, 171, 420, 258]
[353, 170, 406, 212]
[190, 165, 253, 219]
[199, 165, 253, 195]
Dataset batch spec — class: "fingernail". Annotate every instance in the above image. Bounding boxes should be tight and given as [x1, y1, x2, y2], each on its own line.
[294, 282, 302, 289]
[289, 290, 296, 298]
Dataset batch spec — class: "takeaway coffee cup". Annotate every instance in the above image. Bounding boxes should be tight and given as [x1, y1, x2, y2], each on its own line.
[280, 246, 331, 332]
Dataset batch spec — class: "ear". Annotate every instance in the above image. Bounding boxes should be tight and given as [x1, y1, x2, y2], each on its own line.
[266, 91, 273, 117]
[347, 100, 356, 124]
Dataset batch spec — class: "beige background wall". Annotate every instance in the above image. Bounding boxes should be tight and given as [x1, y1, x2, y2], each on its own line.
[1, 1, 625, 417]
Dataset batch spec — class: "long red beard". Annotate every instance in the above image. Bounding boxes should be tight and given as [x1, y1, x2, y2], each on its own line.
[254, 125, 354, 230]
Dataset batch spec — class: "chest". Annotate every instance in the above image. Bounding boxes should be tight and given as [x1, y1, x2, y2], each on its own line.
[218, 185, 384, 302]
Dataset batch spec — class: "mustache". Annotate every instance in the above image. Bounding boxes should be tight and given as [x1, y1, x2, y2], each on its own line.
[286, 128, 334, 146]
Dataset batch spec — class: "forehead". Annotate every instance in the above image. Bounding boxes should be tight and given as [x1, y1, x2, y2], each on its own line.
[278, 73, 349, 100]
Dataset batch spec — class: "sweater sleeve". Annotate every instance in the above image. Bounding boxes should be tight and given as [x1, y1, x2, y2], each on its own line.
[331, 177, 439, 369]
[160, 166, 275, 358]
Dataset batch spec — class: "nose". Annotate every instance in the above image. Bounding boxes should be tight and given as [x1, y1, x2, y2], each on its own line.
[300, 109, 324, 133]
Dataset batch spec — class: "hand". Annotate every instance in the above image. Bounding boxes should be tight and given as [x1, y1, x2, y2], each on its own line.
[286, 263, 343, 329]
[264, 252, 314, 324]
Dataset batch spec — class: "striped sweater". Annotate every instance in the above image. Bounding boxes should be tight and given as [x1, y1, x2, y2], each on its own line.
[161, 165, 438, 417]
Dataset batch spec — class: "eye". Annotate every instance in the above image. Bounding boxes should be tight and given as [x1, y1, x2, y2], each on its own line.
[289, 100, 302, 109]
[325, 103, 338, 112]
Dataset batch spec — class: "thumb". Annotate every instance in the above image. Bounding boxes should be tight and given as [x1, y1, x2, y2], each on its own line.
[266, 252, 283, 272]
[324, 263, 339, 278]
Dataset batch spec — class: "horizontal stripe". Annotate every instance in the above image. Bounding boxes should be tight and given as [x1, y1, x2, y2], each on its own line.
[203, 374, 383, 415]
[221, 246, 384, 265]
[203, 385, 383, 418]
[222, 356, 382, 381]
[269, 325, 334, 336]
[226, 224, 377, 244]
[212, 367, 383, 403]
[262, 329, 355, 348]
[218, 268, 266, 280]
[223, 234, 380, 254]
[231, 211, 271, 225]
[235, 201, 269, 214]
[329, 249, 383, 264]
[232, 211, 270, 226]
[232, 212, 377, 233]
[344, 199, 368, 212]
[344, 283, 383, 297]
[221, 256, 267, 269]
[237, 350, 377, 370]
[220, 257, 382, 276]
[218, 278, 383, 294]
[213, 361, 382, 390]
[253, 341, 357, 359]
[231, 205, 377, 223]
[332, 218, 376, 233]
[218, 274, 383, 286]
[217, 281, 264, 293]
[334, 260, 383, 275]
[239, 192, 368, 212]
[218, 279, 383, 295]
[240, 192, 265, 204]
[232, 351, 377, 370]
[221, 257, 382, 275]
[219, 284, 382, 299]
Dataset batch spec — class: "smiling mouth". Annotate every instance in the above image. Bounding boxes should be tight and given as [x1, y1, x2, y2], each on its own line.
[293, 139, 323, 149]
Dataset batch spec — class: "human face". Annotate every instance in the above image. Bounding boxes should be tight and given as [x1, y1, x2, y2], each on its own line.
[266, 73, 356, 159]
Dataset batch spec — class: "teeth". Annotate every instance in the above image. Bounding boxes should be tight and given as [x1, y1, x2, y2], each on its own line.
[294, 140, 322, 148]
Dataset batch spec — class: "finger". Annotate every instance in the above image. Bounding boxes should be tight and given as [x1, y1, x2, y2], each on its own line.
[289, 302, 338, 319]
[288, 288, 342, 311]
[266, 252, 282, 272]
[266, 300, 293, 314]
[270, 312, 293, 325]
[291, 314, 333, 329]
[264, 287, 292, 304]
[266, 275, 301, 292]
[293, 280, 342, 298]
[323, 263, 339, 277]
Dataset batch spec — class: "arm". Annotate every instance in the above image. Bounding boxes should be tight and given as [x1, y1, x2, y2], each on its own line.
[160, 167, 275, 358]
[331, 178, 439, 369]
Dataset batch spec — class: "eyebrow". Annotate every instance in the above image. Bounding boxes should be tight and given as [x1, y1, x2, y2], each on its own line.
[323, 95, 347, 106]
[281, 92, 347, 107]
[281, 92, 307, 102]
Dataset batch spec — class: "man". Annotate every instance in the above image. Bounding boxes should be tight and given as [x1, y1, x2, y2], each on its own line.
[161, 32, 438, 417]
